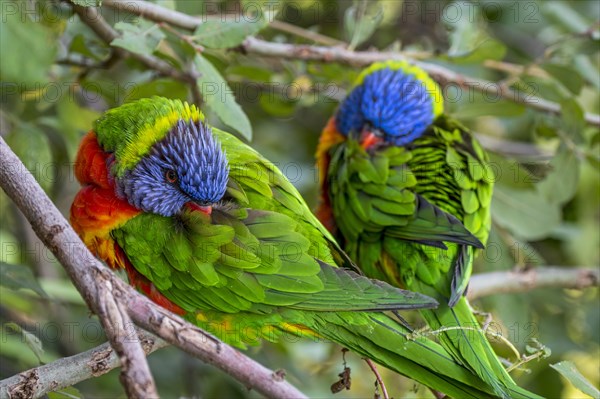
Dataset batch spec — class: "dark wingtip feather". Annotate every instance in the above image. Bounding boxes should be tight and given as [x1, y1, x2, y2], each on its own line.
[470, 235, 485, 249]
[321, 261, 440, 311]
[449, 245, 471, 307]
[448, 288, 462, 308]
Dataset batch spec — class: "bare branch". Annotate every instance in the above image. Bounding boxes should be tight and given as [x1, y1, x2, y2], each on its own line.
[468, 267, 599, 300]
[0, 331, 167, 398]
[102, 0, 199, 30]
[474, 134, 553, 159]
[95, 271, 158, 397]
[0, 138, 308, 398]
[269, 20, 346, 46]
[99, 0, 600, 127]
[363, 358, 389, 399]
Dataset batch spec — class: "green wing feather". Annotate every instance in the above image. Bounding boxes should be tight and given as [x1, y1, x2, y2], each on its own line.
[113, 203, 438, 314]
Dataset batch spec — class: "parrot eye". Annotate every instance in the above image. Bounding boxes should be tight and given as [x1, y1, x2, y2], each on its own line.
[165, 169, 178, 183]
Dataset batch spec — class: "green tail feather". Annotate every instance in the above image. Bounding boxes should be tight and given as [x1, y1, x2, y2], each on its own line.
[308, 312, 497, 398]
[414, 290, 542, 399]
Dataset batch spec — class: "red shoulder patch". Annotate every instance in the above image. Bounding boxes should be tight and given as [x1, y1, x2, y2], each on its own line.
[315, 118, 345, 234]
[70, 132, 140, 269]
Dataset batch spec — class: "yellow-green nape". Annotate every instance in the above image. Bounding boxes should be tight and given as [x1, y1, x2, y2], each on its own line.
[94, 97, 205, 176]
[354, 60, 444, 118]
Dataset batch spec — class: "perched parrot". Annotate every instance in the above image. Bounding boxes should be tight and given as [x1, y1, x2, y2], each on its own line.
[316, 62, 541, 399]
[72, 97, 514, 397]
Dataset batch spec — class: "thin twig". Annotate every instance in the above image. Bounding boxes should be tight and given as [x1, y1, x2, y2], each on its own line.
[483, 60, 549, 79]
[103, 0, 343, 50]
[0, 137, 308, 399]
[101, 0, 200, 30]
[363, 358, 389, 399]
[468, 267, 599, 300]
[474, 134, 553, 159]
[0, 331, 168, 398]
[270, 20, 346, 46]
[506, 350, 548, 373]
[159, 22, 204, 53]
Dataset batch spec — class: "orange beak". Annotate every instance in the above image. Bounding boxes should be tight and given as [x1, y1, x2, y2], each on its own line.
[360, 130, 383, 149]
[186, 202, 212, 215]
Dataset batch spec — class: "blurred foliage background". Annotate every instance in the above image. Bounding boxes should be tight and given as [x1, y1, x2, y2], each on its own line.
[1, 0, 599, 397]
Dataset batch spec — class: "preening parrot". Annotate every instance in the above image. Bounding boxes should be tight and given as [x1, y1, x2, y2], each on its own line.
[71, 97, 514, 397]
[316, 62, 542, 399]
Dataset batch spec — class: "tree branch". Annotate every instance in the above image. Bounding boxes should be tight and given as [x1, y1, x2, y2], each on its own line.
[467, 267, 599, 300]
[0, 152, 158, 397]
[363, 358, 389, 399]
[95, 271, 158, 397]
[102, 0, 200, 30]
[0, 331, 168, 398]
[240, 37, 600, 127]
[474, 134, 553, 159]
[0, 138, 307, 399]
[99, 0, 600, 127]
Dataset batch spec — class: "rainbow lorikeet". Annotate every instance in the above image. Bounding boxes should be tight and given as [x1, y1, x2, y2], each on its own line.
[72, 97, 511, 397]
[316, 62, 542, 399]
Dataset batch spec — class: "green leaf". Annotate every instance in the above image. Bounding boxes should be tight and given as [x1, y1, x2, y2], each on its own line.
[0, 6, 57, 86]
[39, 278, 85, 305]
[492, 185, 561, 240]
[451, 100, 525, 119]
[443, 2, 506, 63]
[194, 55, 252, 140]
[551, 361, 600, 398]
[541, 63, 584, 95]
[0, 262, 48, 298]
[537, 146, 580, 205]
[590, 131, 600, 148]
[560, 98, 585, 137]
[585, 152, 600, 169]
[345, 1, 383, 50]
[193, 15, 270, 48]
[69, 34, 101, 60]
[112, 21, 165, 56]
[535, 120, 558, 139]
[70, 0, 102, 6]
[446, 38, 507, 64]
[487, 153, 539, 190]
[227, 65, 273, 82]
[514, 76, 567, 103]
[5, 323, 45, 364]
[574, 55, 600, 90]
[542, 2, 590, 34]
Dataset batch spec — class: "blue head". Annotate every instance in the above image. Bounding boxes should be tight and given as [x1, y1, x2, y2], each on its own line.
[116, 119, 229, 217]
[335, 61, 443, 148]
